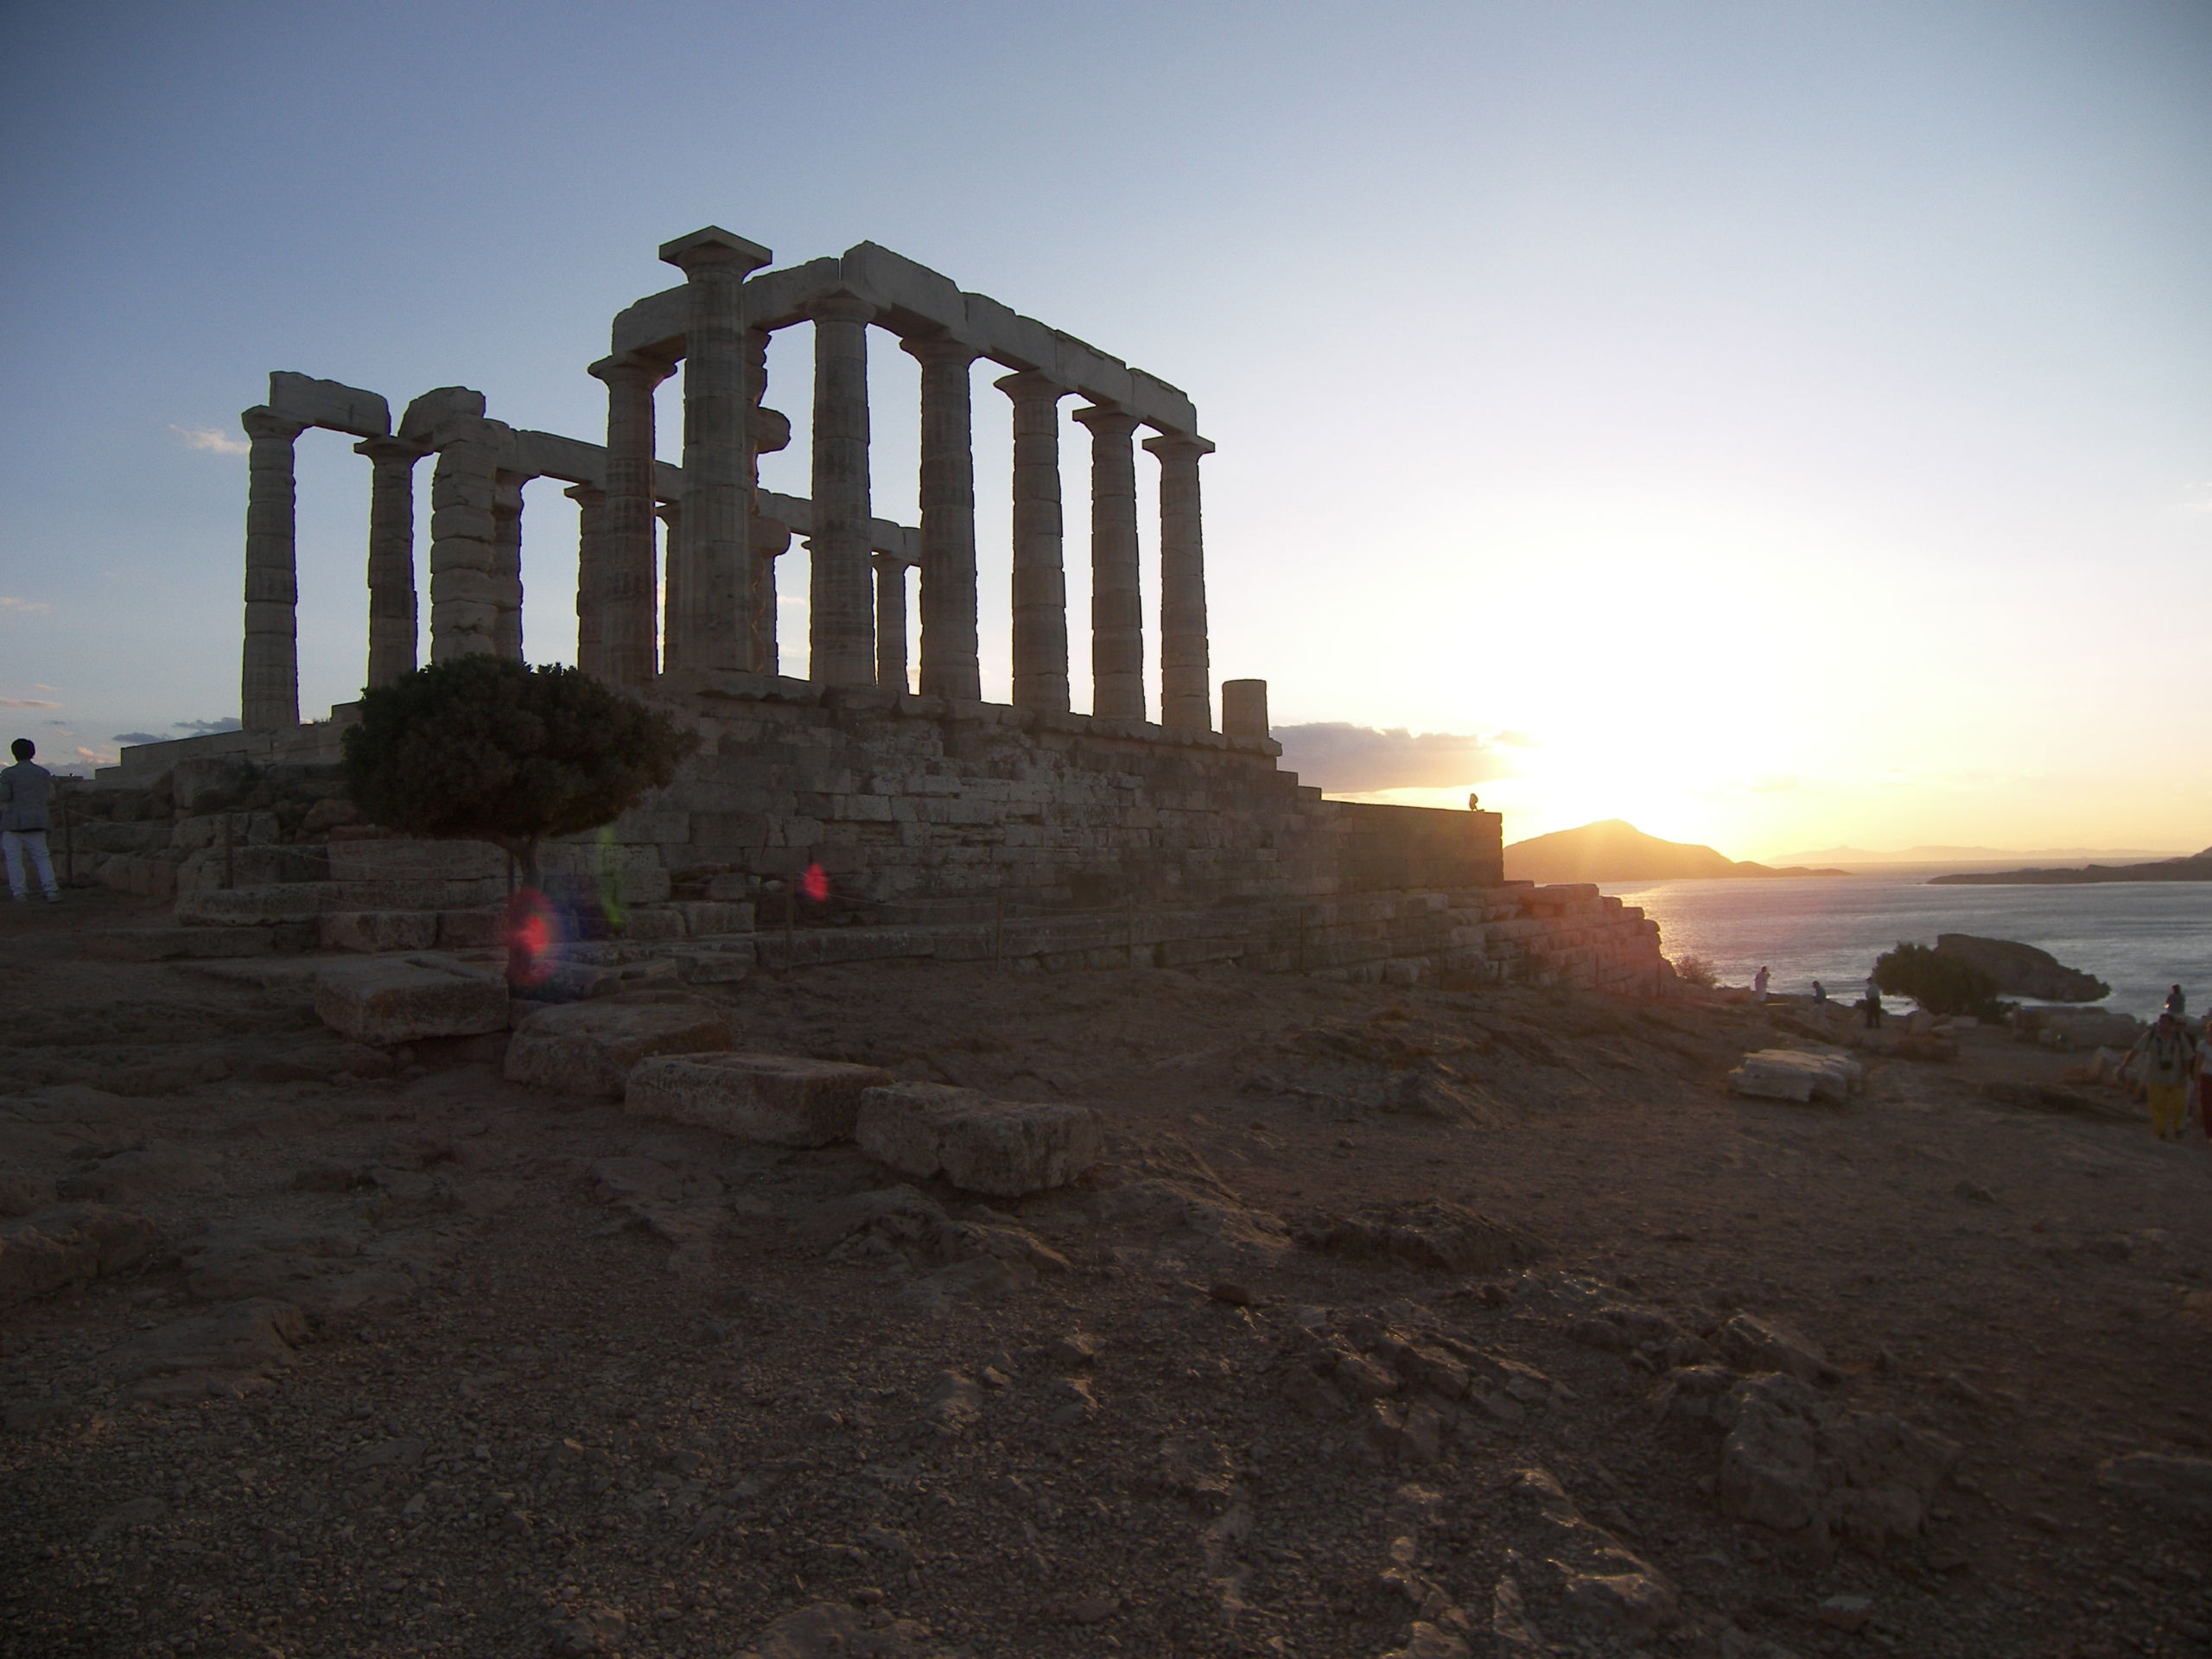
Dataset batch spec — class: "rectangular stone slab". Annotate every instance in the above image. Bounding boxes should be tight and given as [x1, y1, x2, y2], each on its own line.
[314, 960, 510, 1046]
[625, 1052, 893, 1147]
[503, 1002, 732, 1101]
[856, 1083, 1103, 1196]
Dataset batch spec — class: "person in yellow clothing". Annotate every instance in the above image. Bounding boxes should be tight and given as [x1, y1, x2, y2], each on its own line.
[2125, 1010, 2198, 1141]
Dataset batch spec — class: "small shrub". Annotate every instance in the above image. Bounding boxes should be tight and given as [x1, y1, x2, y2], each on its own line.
[1872, 941, 2005, 1020]
[1672, 953, 1718, 988]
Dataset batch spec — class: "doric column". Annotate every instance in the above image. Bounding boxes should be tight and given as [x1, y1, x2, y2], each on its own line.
[874, 553, 912, 692]
[588, 353, 672, 686]
[807, 294, 878, 686]
[660, 226, 772, 674]
[752, 513, 790, 675]
[997, 372, 1070, 713]
[240, 406, 307, 729]
[428, 437, 502, 661]
[566, 484, 606, 677]
[355, 437, 424, 690]
[491, 473, 526, 662]
[902, 335, 980, 702]
[1073, 404, 1145, 720]
[656, 499, 683, 670]
[1144, 432, 1215, 730]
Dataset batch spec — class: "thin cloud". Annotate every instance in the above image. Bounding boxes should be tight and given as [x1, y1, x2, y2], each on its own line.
[113, 732, 162, 745]
[169, 423, 250, 456]
[173, 716, 242, 734]
[73, 747, 116, 767]
[1273, 722, 1510, 792]
[0, 697, 61, 709]
[0, 597, 54, 614]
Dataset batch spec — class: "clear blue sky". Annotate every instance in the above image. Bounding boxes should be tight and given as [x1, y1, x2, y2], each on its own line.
[2, 1, 2206, 855]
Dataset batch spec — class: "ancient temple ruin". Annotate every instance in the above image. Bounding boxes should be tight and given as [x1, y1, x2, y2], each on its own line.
[100, 226, 1665, 991]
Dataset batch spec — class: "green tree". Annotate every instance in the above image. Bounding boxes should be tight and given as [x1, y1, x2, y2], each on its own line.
[341, 656, 697, 886]
[1871, 941, 2005, 1020]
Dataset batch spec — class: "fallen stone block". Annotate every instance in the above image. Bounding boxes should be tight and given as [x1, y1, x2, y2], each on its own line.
[673, 899, 754, 937]
[320, 911, 441, 953]
[175, 883, 334, 925]
[0, 1205, 163, 1312]
[626, 1052, 893, 1147]
[313, 958, 509, 1045]
[325, 839, 505, 884]
[856, 1082, 1103, 1196]
[2098, 1452, 2212, 1516]
[503, 1001, 734, 1100]
[109, 1298, 307, 1379]
[1727, 1048, 1861, 1104]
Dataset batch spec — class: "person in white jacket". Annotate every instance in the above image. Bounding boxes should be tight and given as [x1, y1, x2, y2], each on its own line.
[0, 738, 60, 903]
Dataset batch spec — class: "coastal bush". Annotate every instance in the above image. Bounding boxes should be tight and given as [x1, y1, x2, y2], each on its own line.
[1672, 953, 1718, 988]
[341, 656, 697, 886]
[1872, 941, 2005, 1020]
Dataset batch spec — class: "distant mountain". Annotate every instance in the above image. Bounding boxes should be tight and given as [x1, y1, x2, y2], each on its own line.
[1931, 855, 2212, 887]
[1504, 820, 1846, 885]
[1774, 843, 2190, 866]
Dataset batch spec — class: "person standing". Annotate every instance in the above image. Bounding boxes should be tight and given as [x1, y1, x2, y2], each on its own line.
[0, 739, 60, 905]
[2166, 984, 2187, 1019]
[2124, 1010, 2197, 1141]
[1753, 965, 1770, 1005]
[1811, 980, 1827, 1005]
[1863, 973, 1884, 1029]
[2197, 1015, 2212, 1141]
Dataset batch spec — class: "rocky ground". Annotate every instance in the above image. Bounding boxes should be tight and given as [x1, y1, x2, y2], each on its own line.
[3, 889, 2211, 1659]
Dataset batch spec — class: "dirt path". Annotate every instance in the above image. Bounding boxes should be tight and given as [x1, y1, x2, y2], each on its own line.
[3, 892, 2209, 1658]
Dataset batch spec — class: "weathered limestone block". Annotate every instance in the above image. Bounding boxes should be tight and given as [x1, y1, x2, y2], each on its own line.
[325, 840, 505, 883]
[626, 1052, 892, 1146]
[503, 1001, 732, 1100]
[176, 884, 334, 925]
[1728, 1050, 1862, 1105]
[672, 899, 754, 936]
[856, 1082, 1103, 1196]
[313, 958, 508, 1045]
[319, 912, 441, 953]
[82, 927, 277, 962]
[0, 1205, 163, 1312]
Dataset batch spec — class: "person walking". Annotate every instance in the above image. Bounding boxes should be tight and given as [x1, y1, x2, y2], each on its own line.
[1753, 965, 1770, 1006]
[0, 739, 61, 905]
[2124, 1010, 2198, 1141]
[1863, 973, 1884, 1029]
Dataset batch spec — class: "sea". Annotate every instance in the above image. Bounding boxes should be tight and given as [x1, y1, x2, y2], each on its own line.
[1599, 869, 2212, 1020]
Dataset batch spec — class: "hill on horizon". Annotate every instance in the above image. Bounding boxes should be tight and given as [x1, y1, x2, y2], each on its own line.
[1772, 842, 2191, 865]
[1504, 819, 1844, 885]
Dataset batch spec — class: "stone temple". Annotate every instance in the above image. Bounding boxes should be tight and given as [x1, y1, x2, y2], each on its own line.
[98, 226, 1663, 990]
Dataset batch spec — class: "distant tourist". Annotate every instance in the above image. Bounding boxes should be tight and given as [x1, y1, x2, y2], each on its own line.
[1811, 980, 1827, 1005]
[2199, 1017, 2212, 1140]
[1753, 966, 1770, 1005]
[0, 738, 60, 905]
[2124, 1011, 2198, 1141]
[2167, 984, 2187, 1019]
[1863, 974, 1884, 1029]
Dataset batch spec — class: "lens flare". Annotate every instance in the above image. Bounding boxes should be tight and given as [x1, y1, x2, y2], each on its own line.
[505, 887, 563, 989]
[801, 863, 830, 904]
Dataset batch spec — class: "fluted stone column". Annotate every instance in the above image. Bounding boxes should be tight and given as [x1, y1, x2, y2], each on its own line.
[808, 294, 878, 686]
[491, 473, 526, 662]
[656, 499, 683, 671]
[903, 335, 980, 702]
[752, 513, 790, 675]
[997, 372, 1070, 713]
[874, 553, 913, 692]
[1073, 404, 1144, 720]
[428, 436, 502, 661]
[566, 484, 606, 677]
[589, 353, 671, 686]
[660, 226, 772, 674]
[1144, 432, 1214, 730]
[240, 406, 307, 729]
[355, 436, 423, 690]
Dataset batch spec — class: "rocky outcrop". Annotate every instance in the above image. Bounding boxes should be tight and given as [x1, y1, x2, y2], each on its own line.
[1934, 934, 2108, 1002]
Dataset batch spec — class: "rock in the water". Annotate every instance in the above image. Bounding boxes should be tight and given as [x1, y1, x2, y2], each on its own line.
[0, 1205, 163, 1311]
[314, 957, 509, 1045]
[625, 1052, 893, 1146]
[1727, 1049, 1861, 1104]
[2097, 1452, 2212, 1516]
[856, 1082, 1103, 1196]
[1935, 933, 2108, 1002]
[503, 1001, 732, 1100]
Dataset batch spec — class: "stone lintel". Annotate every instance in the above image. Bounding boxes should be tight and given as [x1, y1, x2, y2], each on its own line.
[268, 372, 391, 439]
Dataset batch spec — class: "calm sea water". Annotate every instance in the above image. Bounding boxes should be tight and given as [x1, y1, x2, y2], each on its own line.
[1600, 872, 2212, 1020]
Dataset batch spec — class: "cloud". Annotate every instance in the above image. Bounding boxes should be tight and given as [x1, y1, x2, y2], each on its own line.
[1273, 722, 1510, 792]
[173, 716, 242, 734]
[0, 597, 53, 614]
[1493, 730, 1539, 748]
[113, 732, 162, 745]
[73, 747, 116, 767]
[0, 697, 61, 709]
[169, 423, 250, 456]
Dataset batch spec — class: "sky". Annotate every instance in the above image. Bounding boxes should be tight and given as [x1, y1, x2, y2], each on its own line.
[1, 0, 2206, 858]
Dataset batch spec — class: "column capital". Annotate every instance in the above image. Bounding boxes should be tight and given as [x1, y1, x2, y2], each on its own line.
[900, 333, 980, 371]
[1142, 430, 1216, 460]
[658, 226, 773, 274]
[241, 406, 307, 443]
[995, 370, 1068, 408]
[1071, 403, 1140, 438]
[563, 482, 604, 505]
[353, 435, 429, 466]
[870, 549, 916, 572]
[806, 292, 879, 327]
[588, 352, 676, 389]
